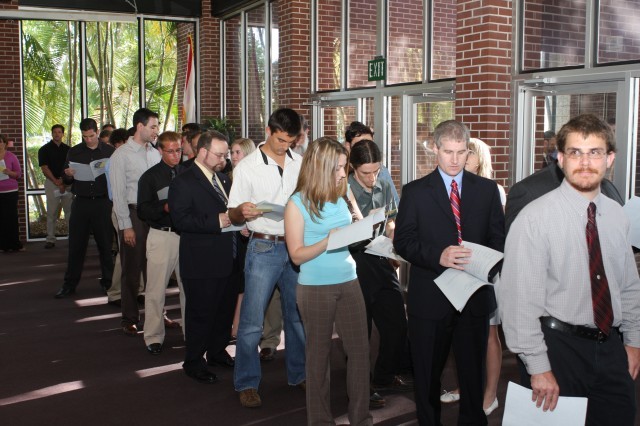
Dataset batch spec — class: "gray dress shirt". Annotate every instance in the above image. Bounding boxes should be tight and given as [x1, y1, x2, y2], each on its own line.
[498, 179, 640, 375]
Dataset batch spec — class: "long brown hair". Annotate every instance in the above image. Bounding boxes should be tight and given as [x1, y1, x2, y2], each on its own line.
[294, 137, 348, 222]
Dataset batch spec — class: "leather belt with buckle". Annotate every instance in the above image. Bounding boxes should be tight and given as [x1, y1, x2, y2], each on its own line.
[251, 232, 285, 242]
[540, 316, 615, 343]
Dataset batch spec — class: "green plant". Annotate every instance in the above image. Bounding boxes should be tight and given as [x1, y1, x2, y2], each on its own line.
[202, 116, 238, 142]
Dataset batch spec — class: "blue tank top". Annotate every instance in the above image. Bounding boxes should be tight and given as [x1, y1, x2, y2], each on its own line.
[290, 192, 357, 285]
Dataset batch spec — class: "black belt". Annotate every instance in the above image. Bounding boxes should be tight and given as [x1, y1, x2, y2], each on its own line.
[151, 226, 176, 233]
[251, 232, 285, 242]
[76, 195, 107, 199]
[540, 316, 616, 343]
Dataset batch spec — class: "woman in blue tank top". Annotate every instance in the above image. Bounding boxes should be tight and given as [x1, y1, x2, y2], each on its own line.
[285, 137, 372, 426]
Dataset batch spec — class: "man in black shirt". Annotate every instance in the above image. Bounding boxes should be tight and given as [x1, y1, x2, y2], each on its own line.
[38, 124, 72, 249]
[55, 118, 115, 299]
[137, 131, 185, 355]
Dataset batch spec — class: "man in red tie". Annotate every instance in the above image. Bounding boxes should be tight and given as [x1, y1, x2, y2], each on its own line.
[499, 114, 640, 425]
[394, 120, 505, 425]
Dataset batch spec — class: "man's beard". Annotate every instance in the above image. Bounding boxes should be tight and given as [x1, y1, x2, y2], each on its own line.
[567, 168, 601, 193]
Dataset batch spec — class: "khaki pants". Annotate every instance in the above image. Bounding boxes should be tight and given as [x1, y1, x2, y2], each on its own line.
[44, 179, 72, 243]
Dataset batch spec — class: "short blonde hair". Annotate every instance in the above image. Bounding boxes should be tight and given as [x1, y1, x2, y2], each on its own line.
[295, 137, 348, 222]
[467, 138, 493, 179]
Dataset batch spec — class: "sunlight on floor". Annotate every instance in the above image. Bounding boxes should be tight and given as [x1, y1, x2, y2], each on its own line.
[135, 362, 182, 378]
[0, 381, 84, 406]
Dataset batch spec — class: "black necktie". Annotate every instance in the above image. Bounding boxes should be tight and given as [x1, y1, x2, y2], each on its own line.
[170, 167, 176, 180]
[587, 202, 613, 335]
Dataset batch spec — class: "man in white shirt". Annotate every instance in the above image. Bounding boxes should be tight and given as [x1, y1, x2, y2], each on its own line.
[228, 108, 306, 408]
[109, 108, 161, 336]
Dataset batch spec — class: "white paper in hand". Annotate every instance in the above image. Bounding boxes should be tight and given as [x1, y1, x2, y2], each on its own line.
[502, 382, 587, 426]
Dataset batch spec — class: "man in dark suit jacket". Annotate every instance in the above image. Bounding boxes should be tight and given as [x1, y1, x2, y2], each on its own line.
[169, 130, 234, 384]
[394, 120, 505, 426]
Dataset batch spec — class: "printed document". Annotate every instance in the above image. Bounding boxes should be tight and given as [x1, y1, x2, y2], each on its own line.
[69, 159, 108, 182]
[433, 241, 503, 311]
[365, 235, 406, 262]
[255, 201, 285, 222]
[327, 208, 385, 251]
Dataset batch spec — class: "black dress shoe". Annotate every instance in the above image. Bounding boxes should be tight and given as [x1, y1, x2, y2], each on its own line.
[146, 343, 163, 355]
[185, 369, 218, 384]
[207, 351, 235, 368]
[54, 287, 75, 299]
[259, 347, 276, 362]
[44, 242, 55, 249]
[107, 299, 121, 307]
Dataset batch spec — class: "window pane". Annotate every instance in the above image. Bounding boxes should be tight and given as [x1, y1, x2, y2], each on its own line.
[145, 20, 183, 132]
[522, 0, 586, 71]
[322, 106, 356, 143]
[415, 101, 454, 179]
[317, 0, 342, 91]
[246, 6, 266, 142]
[271, 3, 280, 111]
[225, 16, 243, 133]
[86, 21, 140, 129]
[22, 20, 81, 190]
[598, 0, 640, 64]
[530, 92, 616, 173]
[431, 0, 456, 80]
[348, 0, 376, 88]
[387, 0, 424, 84]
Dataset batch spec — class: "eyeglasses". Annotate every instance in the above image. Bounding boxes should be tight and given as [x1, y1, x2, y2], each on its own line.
[564, 148, 608, 160]
[206, 149, 228, 159]
[162, 149, 183, 155]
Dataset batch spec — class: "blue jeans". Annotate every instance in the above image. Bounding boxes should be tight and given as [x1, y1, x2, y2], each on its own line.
[233, 238, 306, 391]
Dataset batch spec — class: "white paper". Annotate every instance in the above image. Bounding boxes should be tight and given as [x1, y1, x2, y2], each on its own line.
[0, 159, 8, 181]
[68, 159, 108, 182]
[327, 208, 384, 251]
[156, 186, 169, 201]
[364, 235, 406, 262]
[222, 224, 246, 233]
[255, 201, 285, 222]
[433, 240, 503, 312]
[502, 382, 588, 426]
[623, 196, 640, 249]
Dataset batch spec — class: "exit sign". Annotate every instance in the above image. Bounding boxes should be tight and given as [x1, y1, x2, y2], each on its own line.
[368, 57, 386, 81]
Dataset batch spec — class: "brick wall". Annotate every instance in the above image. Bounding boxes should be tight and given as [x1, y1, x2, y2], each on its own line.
[224, 16, 242, 131]
[0, 1, 26, 241]
[456, 0, 512, 187]
[274, 0, 311, 119]
[199, 0, 222, 120]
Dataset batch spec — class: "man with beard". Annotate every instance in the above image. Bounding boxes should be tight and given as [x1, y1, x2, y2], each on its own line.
[169, 130, 234, 384]
[499, 114, 640, 425]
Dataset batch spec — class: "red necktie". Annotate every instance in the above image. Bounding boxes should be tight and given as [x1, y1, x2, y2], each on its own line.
[450, 180, 462, 245]
[587, 202, 613, 335]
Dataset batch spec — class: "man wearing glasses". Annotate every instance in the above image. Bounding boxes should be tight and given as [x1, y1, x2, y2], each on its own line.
[169, 130, 234, 384]
[499, 114, 640, 425]
[137, 131, 185, 355]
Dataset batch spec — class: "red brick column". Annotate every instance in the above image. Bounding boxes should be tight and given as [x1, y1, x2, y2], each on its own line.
[274, 0, 312, 120]
[0, 2, 26, 241]
[455, 0, 512, 187]
[199, 0, 222, 120]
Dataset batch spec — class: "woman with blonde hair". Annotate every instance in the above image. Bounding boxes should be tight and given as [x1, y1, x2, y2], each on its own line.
[285, 137, 372, 426]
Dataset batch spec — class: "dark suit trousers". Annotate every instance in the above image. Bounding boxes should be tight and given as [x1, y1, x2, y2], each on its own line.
[409, 308, 489, 426]
[182, 276, 231, 373]
[542, 325, 636, 426]
[352, 251, 408, 385]
[119, 205, 148, 327]
[64, 197, 114, 290]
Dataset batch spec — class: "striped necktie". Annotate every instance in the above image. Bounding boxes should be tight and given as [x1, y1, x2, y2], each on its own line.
[587, 202, 613, 335]
[450, 180, 462, 245]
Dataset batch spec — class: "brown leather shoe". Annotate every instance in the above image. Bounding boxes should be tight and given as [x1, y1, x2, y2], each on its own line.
[296, 380, 306, 391]
[123, 324, 138, 336]
[163, 315, 180, 329]
[259, 347, 276, 362]
[239, 388, 262, 408]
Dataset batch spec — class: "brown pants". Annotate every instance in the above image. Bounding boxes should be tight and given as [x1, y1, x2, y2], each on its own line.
[119, 206, 149, 327]
[296, 279, 372, 426]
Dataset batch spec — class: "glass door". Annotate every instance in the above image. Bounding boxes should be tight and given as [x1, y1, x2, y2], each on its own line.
[514, 76, 639, 198]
